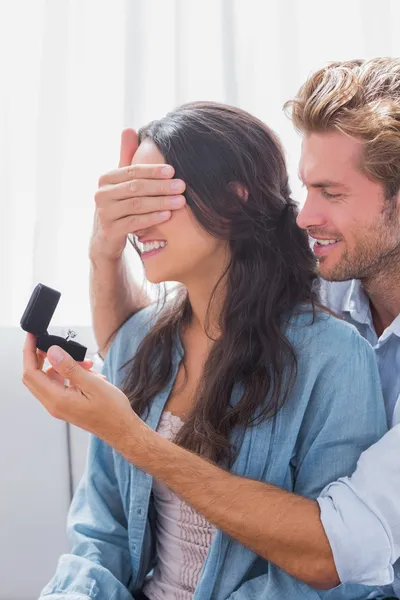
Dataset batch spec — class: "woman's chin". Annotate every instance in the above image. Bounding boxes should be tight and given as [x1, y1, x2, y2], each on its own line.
[144, 269, 175, 285]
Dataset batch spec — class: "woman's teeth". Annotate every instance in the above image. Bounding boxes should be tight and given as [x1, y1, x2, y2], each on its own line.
[139, 240, 167, 254]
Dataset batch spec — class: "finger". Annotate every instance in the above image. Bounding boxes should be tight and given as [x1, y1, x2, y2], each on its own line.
[106, 195, 185, 221]
[37, 351, 46, 371]
[79, 363, 107, 379]
[45, 365, 106, 395]
[88, 369, 108, 380]
[96, 177, 186, 206]
[22, 334, 67, 399]
[99, 163, 176, 187]
[47, 345, 102, 392]
[36, 351, 92, 371]
[110, 211, 172, 237]
[45, 366, 67, 385]
[79, 359, 94, 370]
[45, 366, 103, 385]
[118, 129, 139, 168]
[23, 333, 41, 372]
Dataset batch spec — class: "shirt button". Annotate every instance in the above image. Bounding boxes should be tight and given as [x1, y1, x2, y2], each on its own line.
[137, 508, 143, 516]
[132, 544, 137, 553]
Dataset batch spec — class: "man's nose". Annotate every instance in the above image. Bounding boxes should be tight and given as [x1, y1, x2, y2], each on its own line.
[296, 194, 326, 231]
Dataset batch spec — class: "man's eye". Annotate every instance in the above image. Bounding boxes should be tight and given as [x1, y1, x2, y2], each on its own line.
[321, 189, 341, 200]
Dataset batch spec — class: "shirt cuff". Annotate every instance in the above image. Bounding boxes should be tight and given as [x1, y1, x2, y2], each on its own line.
[318, 480, 394, 586]
[40, 596, 91, 600]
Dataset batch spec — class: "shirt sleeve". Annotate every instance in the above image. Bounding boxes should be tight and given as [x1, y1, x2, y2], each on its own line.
[289, 325, 386, 496]
[39, 308, 158, 600]
[229, 324, 388, 599]
[39, 435, 134, 600]
[318, 424, 400, 586]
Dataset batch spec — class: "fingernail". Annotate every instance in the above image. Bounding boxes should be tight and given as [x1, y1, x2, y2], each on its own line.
[161, 166, 173, 176]
[171, 181, 183, 191]
[158, 211, 171, 219]
[171, 196, 184, 207]
[48, 346, 65, 364]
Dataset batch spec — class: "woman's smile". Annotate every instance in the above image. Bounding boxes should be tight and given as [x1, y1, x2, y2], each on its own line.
[137, 238, 168, 259]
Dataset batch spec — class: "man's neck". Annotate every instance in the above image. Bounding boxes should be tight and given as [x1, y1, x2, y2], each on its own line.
[362, 266, 400, 336]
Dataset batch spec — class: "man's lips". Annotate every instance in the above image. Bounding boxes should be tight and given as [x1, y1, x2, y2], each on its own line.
[309, 236, 342, 257]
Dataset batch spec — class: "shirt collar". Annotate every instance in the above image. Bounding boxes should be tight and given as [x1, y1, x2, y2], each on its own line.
[342, 279, 372, 326]
[384, 313, 400, 340]
[342, 279, 400, 340]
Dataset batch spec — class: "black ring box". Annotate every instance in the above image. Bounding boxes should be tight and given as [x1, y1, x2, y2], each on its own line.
[20, 283, 87, 362]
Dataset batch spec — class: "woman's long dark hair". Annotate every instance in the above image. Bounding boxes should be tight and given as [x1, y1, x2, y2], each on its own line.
[115, 102, 319, 465]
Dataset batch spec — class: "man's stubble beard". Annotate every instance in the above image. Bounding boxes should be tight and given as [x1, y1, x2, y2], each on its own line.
[319, 212, 400, 286]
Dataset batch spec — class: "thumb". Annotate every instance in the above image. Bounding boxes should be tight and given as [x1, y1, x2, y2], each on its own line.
[47, 345, 93, 387]
[119, 128, 139, 168]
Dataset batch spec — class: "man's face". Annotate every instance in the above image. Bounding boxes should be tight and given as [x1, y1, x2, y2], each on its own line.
[297, 131, 400, 282]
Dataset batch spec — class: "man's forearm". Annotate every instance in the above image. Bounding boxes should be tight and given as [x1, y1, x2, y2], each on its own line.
[123, 420, 339, 590]
[90, 254, 149, 358]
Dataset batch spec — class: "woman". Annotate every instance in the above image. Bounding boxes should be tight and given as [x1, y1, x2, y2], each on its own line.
[28, 103, 386, 600]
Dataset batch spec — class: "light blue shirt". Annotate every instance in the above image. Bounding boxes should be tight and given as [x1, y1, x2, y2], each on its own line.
[39, 303, 387, 600]
[318, 279, 400, 598]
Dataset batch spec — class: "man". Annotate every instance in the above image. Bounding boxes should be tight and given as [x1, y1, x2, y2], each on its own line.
[89, 58, 400, 596]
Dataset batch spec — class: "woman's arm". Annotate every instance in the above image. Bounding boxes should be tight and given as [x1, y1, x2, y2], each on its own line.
[38, 337, 146, 600]
[23, 320, 388, 592]
[39, 435, 134, 600]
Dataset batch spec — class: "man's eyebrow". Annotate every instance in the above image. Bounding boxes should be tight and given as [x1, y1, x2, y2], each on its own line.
[298, 174, 348, 189]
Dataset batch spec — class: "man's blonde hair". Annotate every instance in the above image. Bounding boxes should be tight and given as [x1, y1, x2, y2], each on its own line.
[285, 58, 400, 198]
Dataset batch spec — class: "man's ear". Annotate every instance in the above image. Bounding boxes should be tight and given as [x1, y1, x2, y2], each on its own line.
[229, 181, 249, 201]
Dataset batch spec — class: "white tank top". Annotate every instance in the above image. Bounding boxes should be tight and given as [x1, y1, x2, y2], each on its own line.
[143, 411, 216, 600]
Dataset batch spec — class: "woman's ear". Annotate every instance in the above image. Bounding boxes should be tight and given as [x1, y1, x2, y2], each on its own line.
[229, 181, 249, 201]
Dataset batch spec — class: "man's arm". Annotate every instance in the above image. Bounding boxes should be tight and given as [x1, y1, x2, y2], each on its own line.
[89, 253, 148, 358]
[119, 331, 387, 591]
[318, 424, 400, 587]
[89, 129, 186, 356]
[123, 422, 338, 590]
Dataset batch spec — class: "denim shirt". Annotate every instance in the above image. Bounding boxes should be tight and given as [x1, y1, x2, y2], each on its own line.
[39, 304, 387, 600]
[318, 279, 400, 598]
